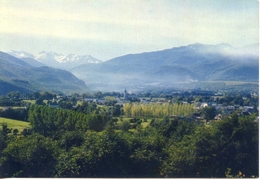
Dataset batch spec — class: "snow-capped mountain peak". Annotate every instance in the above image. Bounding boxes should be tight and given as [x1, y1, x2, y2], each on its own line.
[7, 50, 35, 59]
[59, 54, 101, 64]
[34, 51, 63, 66]
[36, 51, 64, 60]
[6, 50, 102, 69]
[34, 51, 102, 69]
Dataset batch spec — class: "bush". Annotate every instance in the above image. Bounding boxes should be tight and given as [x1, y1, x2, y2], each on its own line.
[120, 121, 130, 131]
[129, 118, 140, 123]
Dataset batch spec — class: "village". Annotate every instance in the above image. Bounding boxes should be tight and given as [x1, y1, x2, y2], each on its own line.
[0, 88, 258, 124]
[49, 88, 259, 122]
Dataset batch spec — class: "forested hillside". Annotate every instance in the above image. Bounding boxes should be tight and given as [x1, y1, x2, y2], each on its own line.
[0, 105, 258, 177]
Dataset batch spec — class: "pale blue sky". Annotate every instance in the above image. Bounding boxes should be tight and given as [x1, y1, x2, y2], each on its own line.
[0, 0, 258, 61]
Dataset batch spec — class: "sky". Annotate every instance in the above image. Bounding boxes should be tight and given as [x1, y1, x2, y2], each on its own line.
[0, 0, 258, 61]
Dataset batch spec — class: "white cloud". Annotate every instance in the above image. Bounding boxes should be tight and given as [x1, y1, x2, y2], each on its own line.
[0, 0, 258, 60]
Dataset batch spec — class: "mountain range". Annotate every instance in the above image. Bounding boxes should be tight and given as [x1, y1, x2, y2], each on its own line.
[2, 43, 259, 93]
[7, 50, 102, 70]
[70, 43, 259, 91]
[0, 52, 87, 95]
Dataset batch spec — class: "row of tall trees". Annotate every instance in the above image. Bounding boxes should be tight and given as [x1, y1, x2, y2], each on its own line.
[28, 105, 111, 138]
[0, 108, 28, 121]
[123, 103, 196, 118]
[0, 96, 23, 106]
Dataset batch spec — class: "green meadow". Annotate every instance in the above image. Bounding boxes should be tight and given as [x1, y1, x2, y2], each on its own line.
[0, 117, 30, 132]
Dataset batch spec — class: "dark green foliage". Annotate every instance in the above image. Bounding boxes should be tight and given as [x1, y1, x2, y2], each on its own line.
[56, 130, 132, 177]
[212, 114, 259, 177]
[113, 105, 121, 116]
[0, 95, 22, 106]
[161, 114, 259, 177]
[128, 117, 142, 129]
[0, 104, 258, 178]
[1, 123, 11, 141]
[35, 97, 45, 105]
[28, 105, 111, 137]
[75, 101, 97, 113]
[202, 106, 216, 122]
[58, 131, 85, 151]
[149, 117, 196, 141]
[13, 129, 19, 135]
[0, 124, 10, 151]
[0, 133, 60, 177]
[21, 128, 32, 136]
[87, 114, 110, 131]
[59, 101, 73, 109]
[127, 128, 166, 177]
[120, 120, 130, 132]
[39, 91, 55, 100]
[0, 108, 28, 121]
[129, 117, 141, 123]
[7, 91, 20, 99]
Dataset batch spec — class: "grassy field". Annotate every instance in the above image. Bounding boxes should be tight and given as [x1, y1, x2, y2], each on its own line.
[0, 107, 27, 109]
[23, 99, 50, 105]
[23, 100, 36, 104]
[116, 116, 160, 129]
[0, 117, 30, 133]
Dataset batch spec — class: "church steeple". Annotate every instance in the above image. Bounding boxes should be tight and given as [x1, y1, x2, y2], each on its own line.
[124, 89, 127, 100]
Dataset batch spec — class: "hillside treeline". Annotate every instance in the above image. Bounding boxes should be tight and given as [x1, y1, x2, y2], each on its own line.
[0, 105, 258, 177]
[0, 108, 28, 121]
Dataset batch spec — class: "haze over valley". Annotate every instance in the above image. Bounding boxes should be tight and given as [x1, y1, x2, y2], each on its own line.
[0, 42, 258, 94]
[1, 0, 258, 94]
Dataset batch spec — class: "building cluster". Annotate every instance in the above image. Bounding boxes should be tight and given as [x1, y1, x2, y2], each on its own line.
[47, 89, 258, 121]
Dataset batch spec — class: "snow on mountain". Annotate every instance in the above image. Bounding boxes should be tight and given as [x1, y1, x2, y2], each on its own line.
[35, 51, 64, 66]
[7, 50, 35, 59]
[34, 51, 102, 69]
[6, 50, 102, 70]
[60, 54, 101, 64]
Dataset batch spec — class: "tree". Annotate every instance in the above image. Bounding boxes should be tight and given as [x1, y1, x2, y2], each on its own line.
[123, 103, 132, 116]
[32, 92, 41, 99]
[0, 134, 60, 177]
[87, 114, 109, 131]
[58, 131, 84, 151]
[120, 121, 130, 132]
[93, 91, 102, 98]
[128, 127, 166, 177]
[59, 101, 73, 109]
[13, 129, 19, 135]
[0, 124, 10, 152]
[202, 106, 216, 122]
[104, 96, 117, 106]
[55, 131, 132, 177]
[161, 135, 196, 177]
[113, 105, 121, 116]
[1, 123, 11, 141]
[7, 91, 20, 99]
[212, 114, 259, 177]
[35, 97, 45, 105]
[40, 91, 54, 100]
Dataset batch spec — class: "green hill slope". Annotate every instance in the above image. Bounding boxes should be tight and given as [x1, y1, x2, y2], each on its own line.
[0, 117, 30, 132]
[0, 52, 87, 95]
